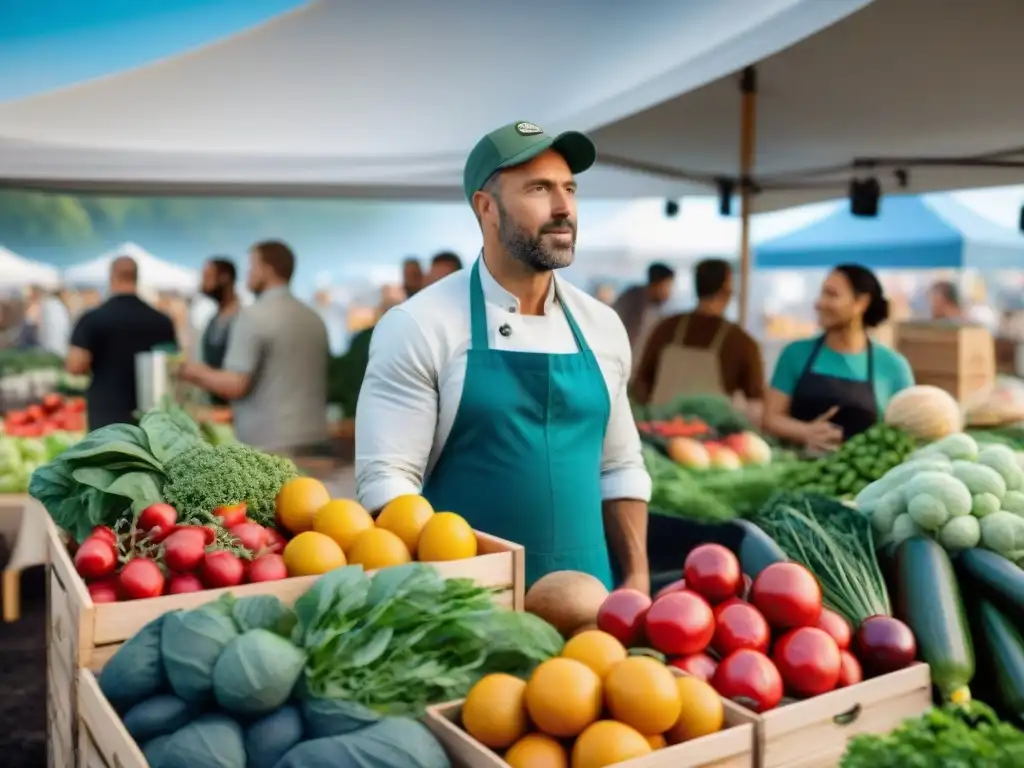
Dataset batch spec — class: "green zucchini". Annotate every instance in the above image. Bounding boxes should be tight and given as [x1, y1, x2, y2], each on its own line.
[894, 536, 974, 702]
[959, 547, 1024, 617]
[732, 519, 787, 578]
[979, 600, 1024, 720]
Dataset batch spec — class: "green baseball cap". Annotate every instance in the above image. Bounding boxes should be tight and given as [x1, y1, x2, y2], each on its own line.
[463, 121, 597, 202]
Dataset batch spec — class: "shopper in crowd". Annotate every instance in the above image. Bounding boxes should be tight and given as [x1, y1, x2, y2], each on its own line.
[355, 120, 651, 592]
[612, 263, 676, 368]
[179, 240, 329, 456]
[402, 257, 424, 298]
[632, 259, 765, 423]
[36, 286, 71, 357]
[764, 264, 914, 452]
[197, 257, 240, 406]
[929, 279, 999, 332]
[66, 256, 177, 428]
[425, 251, 463, 285]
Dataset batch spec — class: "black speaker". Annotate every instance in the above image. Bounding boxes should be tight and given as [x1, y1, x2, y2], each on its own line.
[665, 199, 680, 218]
[850, 177, 881, 217]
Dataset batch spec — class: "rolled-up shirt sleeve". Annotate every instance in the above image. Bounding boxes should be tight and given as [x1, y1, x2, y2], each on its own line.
[355, 308, 439, 511]
[601, 323, 653, 502]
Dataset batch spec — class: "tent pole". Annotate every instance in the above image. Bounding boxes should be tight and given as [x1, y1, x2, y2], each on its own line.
[738, 66, 758, 328]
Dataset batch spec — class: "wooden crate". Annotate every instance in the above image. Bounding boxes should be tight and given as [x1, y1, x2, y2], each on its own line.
[48, 516, 525, 768]
[424, 699, 757, 768]
[740, 663, 931, 768]
[77, 669, 147, 768]
[895, 321, 995, 377]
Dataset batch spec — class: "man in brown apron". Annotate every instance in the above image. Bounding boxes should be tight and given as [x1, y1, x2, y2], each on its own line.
[632, 260, 765, 420]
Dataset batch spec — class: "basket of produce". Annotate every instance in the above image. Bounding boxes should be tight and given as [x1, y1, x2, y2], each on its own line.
[0, 415, 82, 495]
[74, 563, 559, 768]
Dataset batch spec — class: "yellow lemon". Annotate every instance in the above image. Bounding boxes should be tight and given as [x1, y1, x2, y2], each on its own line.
[376, 495, 434, 555]
[461, 674, 528, 749]
[282, 531, 345, 577]
[417, 512, 477, 562]
[275, 477, 331, 534]
[313, 499, 374, 552]
[346, 528, 412, 571]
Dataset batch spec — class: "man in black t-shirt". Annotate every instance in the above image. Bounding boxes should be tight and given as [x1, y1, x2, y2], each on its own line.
[66, 256, 177, 429]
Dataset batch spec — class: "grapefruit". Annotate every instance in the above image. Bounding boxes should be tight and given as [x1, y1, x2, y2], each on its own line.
[504, 733, 568, 768]
[571, 721, 651, 768]
[276, 477, 331, 533]
[417, 512, 477, 561]
[461, 674, 528, 749]
[603, 657, 682, 736]
[346, 528, 412, 571]
[312, 499, 374, 552]
[525, 658, 602, 738]
[282, 531, 345, 577]
[561, 630, 627, 679]
[375, 495, 434, 555]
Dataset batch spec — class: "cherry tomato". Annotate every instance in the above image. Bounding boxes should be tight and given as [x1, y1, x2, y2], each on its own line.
[228, 522, 267, 553]
[713, 602, 771, 657]
[772, 626, 841, 698]
[645, 590, 715, 656]
[200, 551, 245, 589]
[263, 529, 287, 555]
[88, 526, 118, 547]
[248, 554, 288, 583]
[596, 589, 652, 648]
[118, 559, 165, 600]
[214, 503, 247, 528]
[173, 525, 216, 546]
[654, 578, 687, 602]
[837, 650, 863, 688]
[817, 607, 852, 650]
[161, 528, 208, 573]
[87, 578, 119, 603]
[751, 563, 822, 630]
[683, 544, 742, 605]
[669, 653, 718, 682]
[167, 573, 205, 595]
[712, 649, 784, 713]
[74, 538, 118, 580]
[713, 596, 747, 621]
[138, 503, 177, 533]
[854, 615, 917, 675]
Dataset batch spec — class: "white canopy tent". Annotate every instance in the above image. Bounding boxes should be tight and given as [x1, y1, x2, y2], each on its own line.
[63, 242, 199, 293]
[0, 0, 870, 199]
[0, 246, 60, 290]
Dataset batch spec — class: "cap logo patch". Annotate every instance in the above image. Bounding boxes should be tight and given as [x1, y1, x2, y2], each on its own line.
[515, 122, 543, 136]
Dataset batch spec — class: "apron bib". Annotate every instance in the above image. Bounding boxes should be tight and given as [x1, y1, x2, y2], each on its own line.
[788, 335, 879, 440]
[422, 261, 614, 588]
[649, 315, 732, 405]
[201, 313, 235, 406]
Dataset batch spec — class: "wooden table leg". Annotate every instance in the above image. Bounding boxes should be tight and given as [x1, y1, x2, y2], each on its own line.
[2, 569, 20, 622]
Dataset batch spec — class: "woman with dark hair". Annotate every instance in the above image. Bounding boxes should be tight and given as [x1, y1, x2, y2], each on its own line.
[764, 264, 914, 451]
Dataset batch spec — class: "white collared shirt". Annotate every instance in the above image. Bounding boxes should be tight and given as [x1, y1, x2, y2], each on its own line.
[354, 257, 652, 512]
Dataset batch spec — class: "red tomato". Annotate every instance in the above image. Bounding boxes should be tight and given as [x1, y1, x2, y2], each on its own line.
[837, 650, 863, 688]
[751, 563, 822, 630]
[683, 544, 742, 604]
[817, 608, 852, 650]
[167, 573, 205, 594]
[67, 397, 86, 413]
[772, 627, 841, 698]
[200, 551, 245, 588]
[26, 404, 44, 422]
[596, 589, 652, 648]
[118, 559, 165, 600]
[19, 424, 42, 437]
[161, 528, 209, 573]
[138, 503, 177, 533]
[215, 503, 248, 528]
[42, 394, 63, 413]
[854, 615, 917, 676]
[174, 525, 216, 546]
[645, 590, 715, 656]
[248, 554, 288, 583]
[713, 596, 747, 621]
[74, 538, 118, 580]
[228, 522, 267, 553]
[87, 578, 119, 604]
[89, 526, 118, 547]
[654, 578, 687, 602]
[712, 649, 784, 713]
[713, 602, 771, 657]
[263, 528, 287, 555]
[669, 653, 718, 682]
[5, 410, 26, 426]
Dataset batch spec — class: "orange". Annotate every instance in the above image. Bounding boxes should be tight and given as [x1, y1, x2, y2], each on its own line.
[276, 477, 331, 533]
[376, 495, 434, 555]
[282, 531, 345, 577]
[346, 528, 412, 571]
[571, 721, 651, 768]
[461, 674, 528, 749]
[561, 630, 627, 679]
[645, 733, 667, 750]
[313, 499, 374, 552]
[416, 512, 477, 562]
[604, 657, 682, 736]
[525, 658, 602, 738]
[666, 675, 724, 744]
[505, 733, 569, 768]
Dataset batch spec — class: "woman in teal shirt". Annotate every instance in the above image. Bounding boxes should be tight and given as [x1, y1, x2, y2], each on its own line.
[764, 264, 914, 452]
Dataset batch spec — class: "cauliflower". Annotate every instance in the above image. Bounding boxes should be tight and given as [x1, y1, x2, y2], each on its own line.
[904, 471, 973, 521]
[951, 460, 1006, 500]
[872, 490, 905, 537]
[980, 511, 1024, 560]
[918, 433, 979, 462]
[890, 514, 924, 546]
[938, 515, 981, 551]
[1003, 490, 1024, 517]
[908, 494, 949, 531]
[972, 493, 1001, 518]
[978, 445, 1024, 492]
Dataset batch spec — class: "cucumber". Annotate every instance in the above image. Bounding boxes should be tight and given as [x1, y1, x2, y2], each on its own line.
[732, 519, 787, 578]
[979, 600, 1024, 720]
[893, 536, 974, 701]
[959, 547, 1024, 618]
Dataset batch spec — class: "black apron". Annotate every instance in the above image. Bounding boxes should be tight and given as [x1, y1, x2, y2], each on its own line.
[200, 313, 235, 407]
[788, 335, 878, 441]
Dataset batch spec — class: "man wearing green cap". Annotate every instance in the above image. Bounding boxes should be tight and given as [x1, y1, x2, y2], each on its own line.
[354, 121, 652, 593]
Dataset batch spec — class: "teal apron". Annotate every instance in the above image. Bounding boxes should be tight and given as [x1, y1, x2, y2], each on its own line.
[422, 260, 614, 589]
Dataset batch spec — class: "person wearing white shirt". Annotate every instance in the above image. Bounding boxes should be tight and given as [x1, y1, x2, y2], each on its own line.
[38, 289, 70, 357]
[355, 121, 652, 593]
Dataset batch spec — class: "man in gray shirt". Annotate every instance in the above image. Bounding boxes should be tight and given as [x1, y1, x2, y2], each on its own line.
[181, 240, 329, 453]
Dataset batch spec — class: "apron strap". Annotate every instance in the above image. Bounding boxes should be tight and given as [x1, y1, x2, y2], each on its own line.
[469, 260, 490, 350]
[556, 280, 590, 353]
[708, 319, 732, 352]
[795, 334, 827, 382]
[672, 314, 691, 345]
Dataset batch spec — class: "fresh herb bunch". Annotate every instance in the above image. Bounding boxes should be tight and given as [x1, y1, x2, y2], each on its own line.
[162, 442, 298, 527]
[841, 702, 1024, 767]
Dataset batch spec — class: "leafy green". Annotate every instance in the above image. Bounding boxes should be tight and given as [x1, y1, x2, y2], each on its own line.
[140, 405, 203, 465]
[294, 563, 563, 716]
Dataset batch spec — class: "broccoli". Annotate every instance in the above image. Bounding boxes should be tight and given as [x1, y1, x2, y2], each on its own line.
[162, 443, 299, 527]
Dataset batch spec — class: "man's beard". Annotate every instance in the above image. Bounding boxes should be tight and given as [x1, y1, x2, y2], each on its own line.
[203, 285, 226, 303]
[496, 199, 576, 272]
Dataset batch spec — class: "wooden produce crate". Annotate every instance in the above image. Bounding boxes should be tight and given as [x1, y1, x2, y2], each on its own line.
[740, 663, 931, 768]
[48, 517, 525, 768]
[895, 321, 995, 403]
[424, 699, 758, 768]
[77, 669, 147, 768]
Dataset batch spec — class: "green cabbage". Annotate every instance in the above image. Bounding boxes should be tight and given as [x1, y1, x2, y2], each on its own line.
[98, 614, 169, 715]
[157, 714, 246, 768]
[273, 718, 450, 768]
[212, 629, 306, 715]
[161, 601, 239, 706]
[244, 705, 305, 768]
